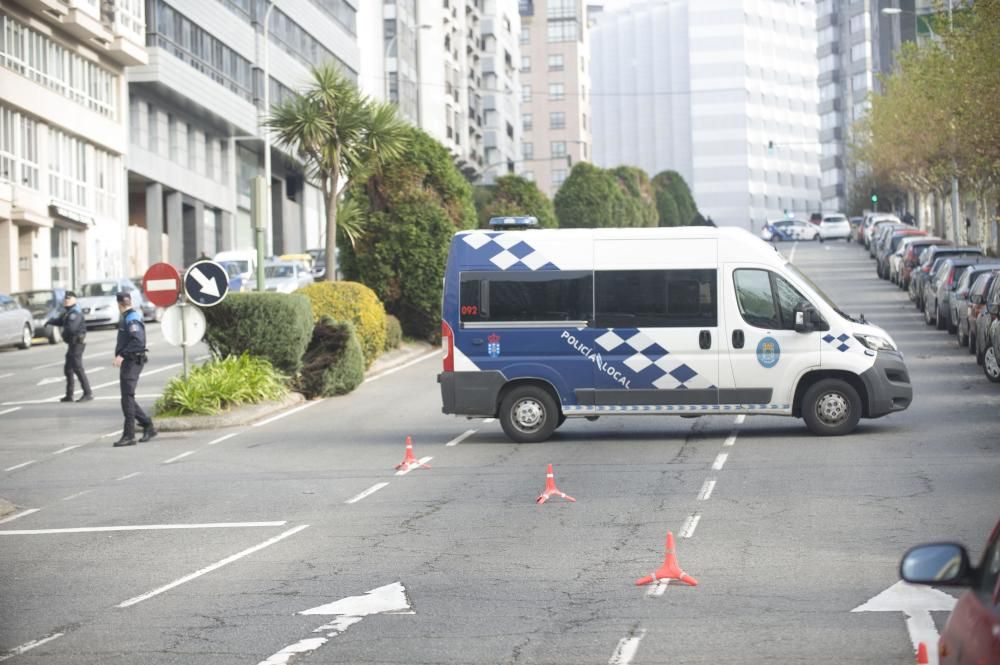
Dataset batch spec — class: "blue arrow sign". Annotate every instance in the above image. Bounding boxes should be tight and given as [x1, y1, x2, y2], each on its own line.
[184, 260, 229, 307]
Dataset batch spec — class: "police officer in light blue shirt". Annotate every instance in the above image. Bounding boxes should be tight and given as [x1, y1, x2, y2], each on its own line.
[112, 292, 156, 447]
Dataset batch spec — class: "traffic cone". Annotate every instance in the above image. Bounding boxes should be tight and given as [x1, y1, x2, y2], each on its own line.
[915, 642, 929, 665]
[394, 436, 430, 472]
[635, 531, 698, 587]
[536, 464, 575, 504]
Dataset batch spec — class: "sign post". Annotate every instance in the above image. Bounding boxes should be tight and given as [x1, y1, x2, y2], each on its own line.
[251, 176, 267, 292]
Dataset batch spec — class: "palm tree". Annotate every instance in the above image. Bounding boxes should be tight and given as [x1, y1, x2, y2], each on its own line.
[268, 63, 409, 280]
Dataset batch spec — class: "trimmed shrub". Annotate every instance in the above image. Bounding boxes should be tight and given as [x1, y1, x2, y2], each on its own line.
[202, 292, 313, 375]
[154, 354, 287, 417]
[384, 314, 403, 350]
[296, 281, 387, 367]
[474, 174, 557, 228]
[297, 317, 365, 398]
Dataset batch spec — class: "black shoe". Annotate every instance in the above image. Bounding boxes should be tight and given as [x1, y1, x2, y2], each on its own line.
[139, 427, 158, 443]
[77, 394, 94, 402]
[113, 437, 137, 447]
[60, 396, 74, 403]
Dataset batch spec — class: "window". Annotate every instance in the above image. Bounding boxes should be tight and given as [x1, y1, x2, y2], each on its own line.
[519, 27, 530, 44]
[520, 55, 530, 72]
[459, 271, 593, 323]
[582, 113, 587, 130]
[546, 19, 578, 42]
[547, 53, 564, 71]
[548, 82, 564, 101]
[522, 142, 534, 160]
[734, 269, 809, 330]
[522, 112, 533, 130]
[595, 270, 718, 328]
[547, 0, 575, 19]
[521, 84, 532, 102]
[523, 171, 534, 181]
[552, 169, 567, 187]
[550, 141, 566, 157]
[549, 111, 565, 129]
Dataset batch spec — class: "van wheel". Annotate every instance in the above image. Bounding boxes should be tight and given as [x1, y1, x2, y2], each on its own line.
[499, 386, 559, 443]
[802, 379, 861, 436]
[984, 346, 1000, 383]
[17, 324, 33, 350]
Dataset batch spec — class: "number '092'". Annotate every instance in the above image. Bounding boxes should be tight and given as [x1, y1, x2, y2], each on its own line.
[461, 305, 478, 316]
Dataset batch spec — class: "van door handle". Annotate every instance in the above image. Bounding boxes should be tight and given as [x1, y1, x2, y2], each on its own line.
[699, 330, 711, 350]
[732, 329, 745, 349]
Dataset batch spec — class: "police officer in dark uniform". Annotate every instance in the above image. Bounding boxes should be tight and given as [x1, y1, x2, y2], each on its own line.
[112, 292, 157, 447]
[47, 291, 92, 402]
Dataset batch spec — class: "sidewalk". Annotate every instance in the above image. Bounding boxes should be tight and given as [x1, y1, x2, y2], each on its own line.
[156, 340, 438, 432]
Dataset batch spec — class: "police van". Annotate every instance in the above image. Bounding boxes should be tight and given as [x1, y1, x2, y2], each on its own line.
[438, 217, 913, 443]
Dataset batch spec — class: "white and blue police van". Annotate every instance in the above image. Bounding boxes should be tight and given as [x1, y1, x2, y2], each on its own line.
[438, 217, 913, 443]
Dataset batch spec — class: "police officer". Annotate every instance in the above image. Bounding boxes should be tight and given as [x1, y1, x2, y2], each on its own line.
[112, 292, 157, 447]
[47, 291, 92, 403]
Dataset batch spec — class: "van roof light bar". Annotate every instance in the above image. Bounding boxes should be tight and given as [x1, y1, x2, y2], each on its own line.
[489, 216, 538, 229]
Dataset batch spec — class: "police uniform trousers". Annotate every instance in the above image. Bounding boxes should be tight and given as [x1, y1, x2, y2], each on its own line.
[64, 342, 90, 397]
[120, 357, 151, 438]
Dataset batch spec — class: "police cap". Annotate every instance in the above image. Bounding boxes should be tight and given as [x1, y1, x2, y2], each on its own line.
[64, 290, 76, 299]
[116, 291, 132, 305]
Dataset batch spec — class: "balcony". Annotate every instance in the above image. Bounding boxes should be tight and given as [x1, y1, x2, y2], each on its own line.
[105, 0, 149, 66]
[20, 0, 68, 18]
[62, 0, 113, 45]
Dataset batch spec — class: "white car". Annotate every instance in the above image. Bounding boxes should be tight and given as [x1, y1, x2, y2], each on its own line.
[760, 219, 820, 242]
[863, 214, 902, 248]
[263, 261, 314, 293]
[77, 279, 149, 328]
[818, 214, 851, 240]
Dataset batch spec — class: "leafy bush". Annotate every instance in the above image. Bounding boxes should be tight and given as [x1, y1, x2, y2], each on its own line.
[385, 314, 402, 350]
[474, 174, 557, 228]
[155, 354, 287, 417]
[202, 293, 313, 375]
[296, 281, 387, 367]
[555, 162, 628, 228]
[652, 170, 698, 226]
[296, 317, 365, 398]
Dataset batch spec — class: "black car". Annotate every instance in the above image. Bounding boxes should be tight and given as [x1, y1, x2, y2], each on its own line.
[925, 259, 996, 330]
[12, 288, 66, 344]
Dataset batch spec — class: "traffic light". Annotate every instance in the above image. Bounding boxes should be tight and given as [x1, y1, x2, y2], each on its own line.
[871, 190, 878, 204]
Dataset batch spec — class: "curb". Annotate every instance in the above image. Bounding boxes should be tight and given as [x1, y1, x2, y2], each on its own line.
[155, 340, 437, 432]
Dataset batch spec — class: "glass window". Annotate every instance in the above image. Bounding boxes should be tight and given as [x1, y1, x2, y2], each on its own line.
[522, 142, 533, 160]
[548, 82, 564, 100]
[552, 169, 567, 187]
[595, 270, 717, 328]
[522, 112, 532, 130]
[521, 84, 532, 102]
[735, 269, 809, 330]
[520, 55, 530, 72]
[519, 27, 529, 44]
[550, 141, 566, 157]
[546, 18, 578, 42]
[547, 53, 564, 71]
[459, 271, 593, 323]
[549, 111, 565, 129]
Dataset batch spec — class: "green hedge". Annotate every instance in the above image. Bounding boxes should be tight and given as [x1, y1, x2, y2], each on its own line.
[384, 314, 402, 351]
[154, 354, 287, 416]
[203, 293, 313, 375]
[297, 317, 365, 398]
[296, 281, 387, 368]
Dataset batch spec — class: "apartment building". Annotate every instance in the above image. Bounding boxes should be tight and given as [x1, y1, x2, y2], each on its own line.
[0, 0, 146, 293]
[126, 0, 360, 274]
[518, 0, 592, 196]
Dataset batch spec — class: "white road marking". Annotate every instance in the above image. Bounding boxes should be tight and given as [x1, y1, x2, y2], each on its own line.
[102, 429, 123, 438]
[735, 414, 746, 424]
[712, 453, 728, 470]
[394, 456, 433, 476]
[36, 377, 63, 386]
[116, 472, 142, 481]
[484, 418, 496, 424]
[194, 354, 210, 361]
[117, 524, 309, 608]
[446, 429, 477, 447]
[608, 629, 646, 665]
[4, 460, 36, 472]
[723, 431, 737, 447]
[680, 513, 701, 539]
[788, 241, 799, 263]
[363, 349, 441, 383]
[345, 483, 389, 504]
[252, 399, 323, 427]
[61, 490, 93, 501]
[0, 631, 65, 662]
[1, 521, 288, 535]
[0, 407, 21, 416]
[87, 362, 183, 391]
[209, 432, 239, 445]
[647, 580, 669, 597]
[697, 479, 716, 501]
[0, 372, 14, 379]
[0, 508, 40, 524]
[95, 394, 156, 400]
[53, 445, 81, 455]
[163, 451, 195, 464]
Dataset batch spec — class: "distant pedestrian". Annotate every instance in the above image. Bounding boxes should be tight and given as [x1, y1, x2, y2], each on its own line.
[112, 292, 156, 447]
[47, 291, 92, 403]
[903, 211, 915, 226]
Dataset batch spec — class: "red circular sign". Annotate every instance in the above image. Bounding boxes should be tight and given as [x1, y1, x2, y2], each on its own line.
[142, 262, 181, 308]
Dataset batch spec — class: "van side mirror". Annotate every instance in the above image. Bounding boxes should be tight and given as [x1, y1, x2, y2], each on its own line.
[793, 304, 826, 333]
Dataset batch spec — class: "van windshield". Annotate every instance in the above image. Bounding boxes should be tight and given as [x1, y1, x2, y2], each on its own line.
[784, 263, 858, 323]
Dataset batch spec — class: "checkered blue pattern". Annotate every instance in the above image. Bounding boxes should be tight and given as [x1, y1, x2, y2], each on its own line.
[823, 333, 851, 352]
[461, 232, 559, 271]
[594, 329, 715, 390]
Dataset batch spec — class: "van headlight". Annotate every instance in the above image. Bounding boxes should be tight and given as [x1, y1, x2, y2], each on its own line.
[854, 334, 896, 352]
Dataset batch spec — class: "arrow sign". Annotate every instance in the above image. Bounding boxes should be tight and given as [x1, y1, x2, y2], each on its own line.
[189, 267, 220, 298]
[852, 581, 956, 659]
[183, 260, 229, 307]
[258, 582, 413, 665]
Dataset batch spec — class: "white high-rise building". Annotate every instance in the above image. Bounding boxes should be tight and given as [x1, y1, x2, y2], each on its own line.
[592, 0, 821, 229]
[481, 0, 522, 185]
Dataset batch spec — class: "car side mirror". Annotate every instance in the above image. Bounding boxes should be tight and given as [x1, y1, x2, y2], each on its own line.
[900, 543, 973, 587]
[989, 303, 1000, 315]
[970, 294, 982, 305]
[794, 304, 825, 333]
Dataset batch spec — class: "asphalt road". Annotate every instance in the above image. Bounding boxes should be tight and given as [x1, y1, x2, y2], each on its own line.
[1, 240, 997, 665]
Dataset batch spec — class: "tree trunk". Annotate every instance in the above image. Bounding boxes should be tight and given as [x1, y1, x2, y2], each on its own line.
[325, 175, 338, 281]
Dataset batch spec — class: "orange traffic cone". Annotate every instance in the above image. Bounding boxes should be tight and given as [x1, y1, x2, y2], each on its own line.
[536, 464, 575, 504]
[915, 642, 929, 665]
[395, 436, 431, 472]
[635, 531, 698, 587]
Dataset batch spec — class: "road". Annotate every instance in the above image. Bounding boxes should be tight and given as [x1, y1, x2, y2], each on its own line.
[1, 240, 997, 664]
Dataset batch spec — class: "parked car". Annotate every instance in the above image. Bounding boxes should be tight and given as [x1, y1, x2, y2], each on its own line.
[760, 219, 820, 241]
[899, 239, 949, 290]
[911, 247, 984, 310]
[848, 216, 864, 242]
[888, 235, 936, 285]
[77, 279, 146, 328]
[950, 266, 1000, 340]
[263, 261, 314, 293]
[899, 518, 1000, 665]
[870, 221, 908, 259]
[217, 261, 248, 293]
[967, 271, 999, 355]
[985, 284, 1000, 383]
[819, 214, 852, 240]
[214, 249, 257, 284]
[975, 273, 1000, 367]
[863, 213, 902, 249]
[12, 288, 66, 344]
[0, 293, 34, 350]
[808, 212, 822, 225]
[924, 258, 988, 330]
[876, 229, 925, 280]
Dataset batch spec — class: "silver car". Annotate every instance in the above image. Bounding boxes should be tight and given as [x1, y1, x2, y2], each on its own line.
[0, 293, 34, 350]
[77, 279, 148, 328]
[263, 261, 314, 293]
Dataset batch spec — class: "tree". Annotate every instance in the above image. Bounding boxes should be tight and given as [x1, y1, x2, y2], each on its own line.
[610, 166, 658, 227]
[341, 127, 476, 339]
[652, 171, 698, 225]
[654, 186, 681, 227]
[268, 63, 410, 281]
[554, 163, 622, 228]
[474, 175, 557, 228]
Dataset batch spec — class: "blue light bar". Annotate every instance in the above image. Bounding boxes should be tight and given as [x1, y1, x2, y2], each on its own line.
[488, 216, 539, 228]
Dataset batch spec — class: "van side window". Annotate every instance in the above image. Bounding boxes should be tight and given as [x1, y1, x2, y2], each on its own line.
[734, 269, 810, 330]
[459, 271, 592, 323]
[595, 269, 717, 328]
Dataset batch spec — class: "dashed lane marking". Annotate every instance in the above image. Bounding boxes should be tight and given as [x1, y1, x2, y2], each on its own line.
[723, 431, 737, 447]
[395, 457, 433, 476]
[679, 513, 701, 539]
[363, 349, 441, 384]
[697, 479, 716, 501]
[53, 445, 81, 455]
[711, 453, 728, 471]
[0, 631, 65, 662]
[116, 472, 142, 481]
[608, 628, 646, 665]
[446, 429, 477, 447]
[0, 407, 21, 416]
[252, 399, 322, 427]
[345, 483, 389, 505]
[4, 460, 36, 472]
[163, 451, 196, 464]
[1, 521, 288, 536]
[734, 414, 746, 424]
[61, 490, 93, 501]
[209, 433, 239, 445]
[0, 508, 40, 524]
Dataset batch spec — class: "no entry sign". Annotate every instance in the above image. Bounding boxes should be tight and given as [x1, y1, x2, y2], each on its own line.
[142, 262, 181, 308]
